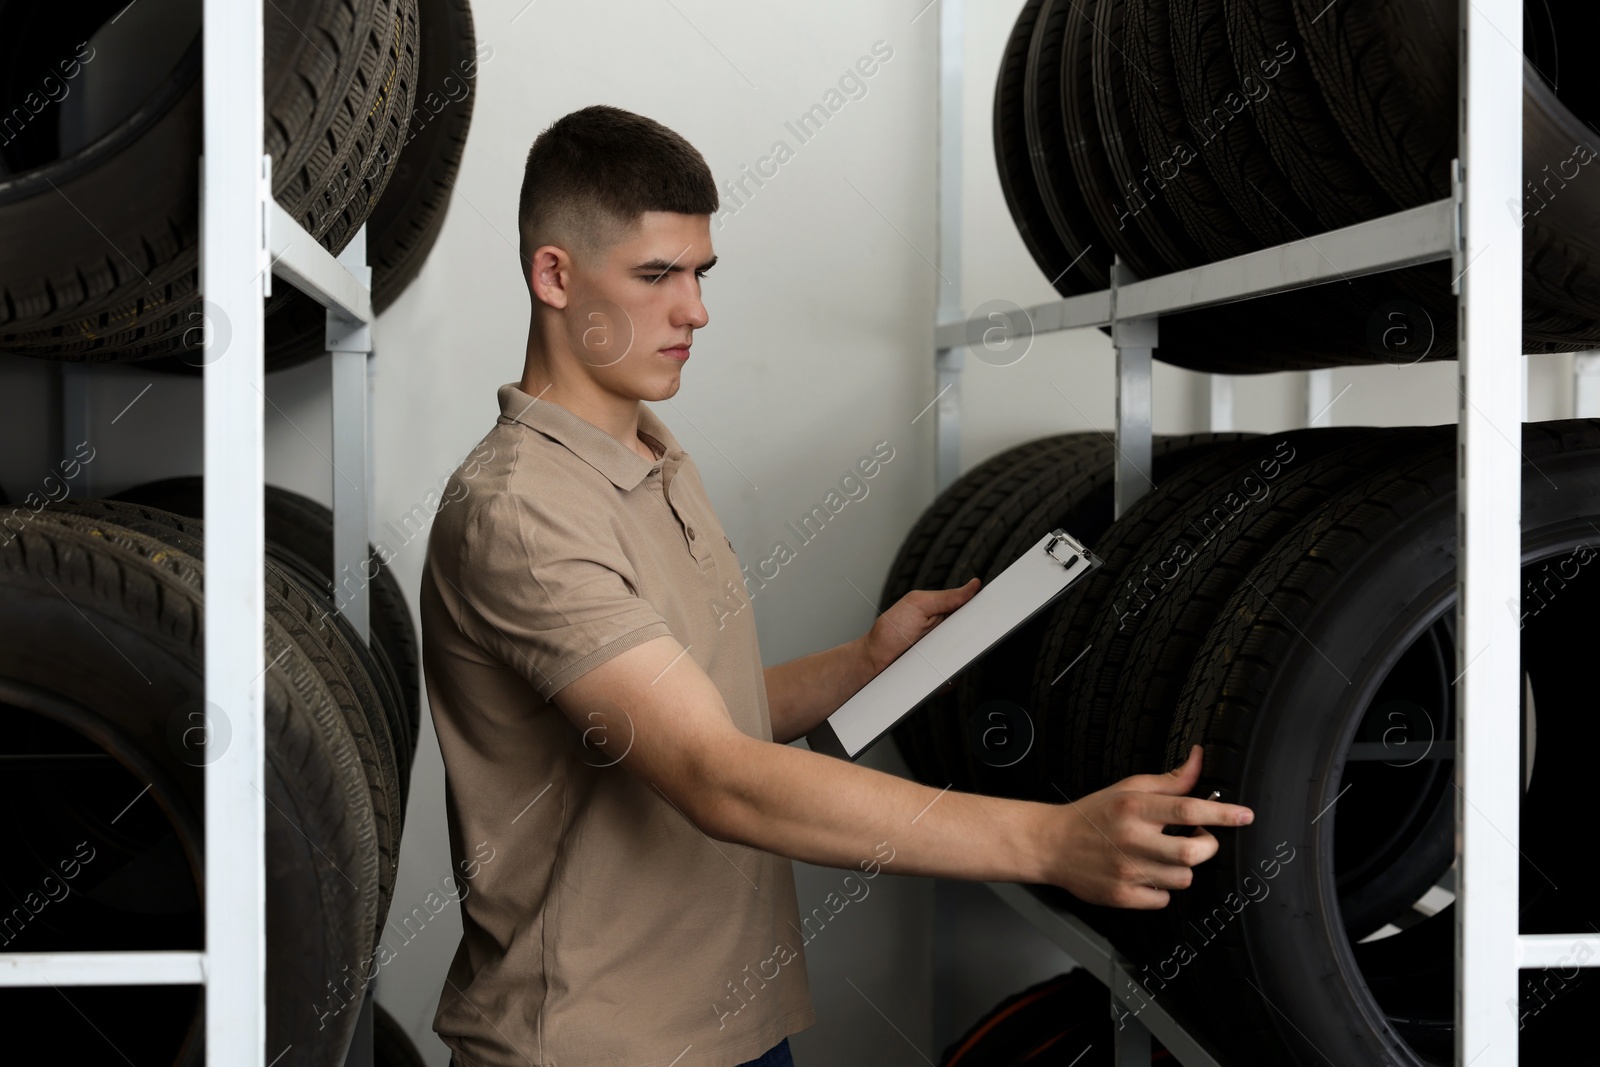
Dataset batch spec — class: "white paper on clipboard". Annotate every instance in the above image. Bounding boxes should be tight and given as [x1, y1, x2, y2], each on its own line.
[805, 528, 1102, 761]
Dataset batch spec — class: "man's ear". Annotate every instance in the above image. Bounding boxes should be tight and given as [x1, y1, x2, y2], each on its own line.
[528, 244, 573, 310]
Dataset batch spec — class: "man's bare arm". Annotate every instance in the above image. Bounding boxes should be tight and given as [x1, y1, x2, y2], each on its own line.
[555, 633, 1253, 909]
[763, 637, 876, 744]
[763, 577, 982, 745]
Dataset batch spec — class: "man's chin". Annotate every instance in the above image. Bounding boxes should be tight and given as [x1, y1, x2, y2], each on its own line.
[653, 377, 682, 400]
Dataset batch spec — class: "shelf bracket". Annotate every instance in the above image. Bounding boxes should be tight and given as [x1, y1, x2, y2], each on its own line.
[1451, 157, 1466, 297]
[1114, 999, 1154, 1066]
[1575, 351, 1600, 418]
[327, 225, 374, 645]
[1204, 374, 1233, 433]
[1111, 258, 1156, 518]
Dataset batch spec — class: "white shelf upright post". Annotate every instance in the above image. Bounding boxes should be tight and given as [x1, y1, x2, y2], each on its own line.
[202, 0, 269, 1062]
[1204, 374, 1233, 433]
[1574, 351, 1600, 417]
[1111, 258, 1155, 519]
[329, 225, 374, 644]
[1457, 2, 1526, 1063]
[933, 0, 965, 496]
[920, 2, 1600, 1064]
[1305, 368, 1334, 427]
[0, 4, 381, 1062]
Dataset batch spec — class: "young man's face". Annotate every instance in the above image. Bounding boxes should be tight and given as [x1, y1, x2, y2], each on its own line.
[549, 210, 715, 403]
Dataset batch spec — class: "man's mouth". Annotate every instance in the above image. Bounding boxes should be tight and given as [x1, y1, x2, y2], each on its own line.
[659, 345, 691, 361]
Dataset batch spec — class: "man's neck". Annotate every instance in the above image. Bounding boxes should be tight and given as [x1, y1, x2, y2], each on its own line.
[520, 366, 656, 462]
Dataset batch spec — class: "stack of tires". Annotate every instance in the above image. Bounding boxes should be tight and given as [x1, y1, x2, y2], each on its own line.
[995, 0, 1600, 371]
[0, 0, 475, 1055]
[0, 1, 474, 1062]
[0, 483, 422, 1066]
[886, 422, 1600, 1063]
[0, 0, 479, 371]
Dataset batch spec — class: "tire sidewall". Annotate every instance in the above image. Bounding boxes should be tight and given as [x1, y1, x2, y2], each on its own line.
[1220, 453, 1600, 1063]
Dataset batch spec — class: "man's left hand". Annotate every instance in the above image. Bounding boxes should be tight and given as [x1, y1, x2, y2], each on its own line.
[861, 577, 981, 677]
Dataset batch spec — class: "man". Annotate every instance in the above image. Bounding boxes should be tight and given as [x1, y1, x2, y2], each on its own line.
[420, 105, 1252, 1067]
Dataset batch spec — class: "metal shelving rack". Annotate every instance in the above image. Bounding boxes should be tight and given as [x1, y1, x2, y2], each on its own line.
[0, 1, 377, 1064]
[929, 1, 1600, 1064]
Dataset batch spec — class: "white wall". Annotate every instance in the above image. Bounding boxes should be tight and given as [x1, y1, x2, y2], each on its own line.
[0, 1, 1586, 1063]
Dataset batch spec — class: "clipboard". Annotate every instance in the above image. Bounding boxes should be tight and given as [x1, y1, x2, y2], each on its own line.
[805, 528, 1102, 761]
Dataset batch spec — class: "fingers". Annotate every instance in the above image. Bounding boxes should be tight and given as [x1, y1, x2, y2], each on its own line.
[1123, 857, 1198, 892]
[923, 578, 980, 613]
[1135, 824, 1221, 869]
[1057, 760, 1253, 911]
[1097, 861, 1185, 908]
[1147, 790, 1253, 830]
[1115, 885, 1173, 910]
[1134, 744, 1203, 795]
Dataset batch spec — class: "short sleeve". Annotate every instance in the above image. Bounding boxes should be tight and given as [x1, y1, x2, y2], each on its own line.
[453, 490, 672, 701]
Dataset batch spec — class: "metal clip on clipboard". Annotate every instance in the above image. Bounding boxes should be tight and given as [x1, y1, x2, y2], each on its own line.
[805, 529, 1102, 761]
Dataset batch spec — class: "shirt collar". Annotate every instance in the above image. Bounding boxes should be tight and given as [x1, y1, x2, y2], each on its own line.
[496, 382, 686, 492]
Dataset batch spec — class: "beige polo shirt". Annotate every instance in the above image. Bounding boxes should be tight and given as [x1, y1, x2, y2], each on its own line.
[420, 382, 816, 1067]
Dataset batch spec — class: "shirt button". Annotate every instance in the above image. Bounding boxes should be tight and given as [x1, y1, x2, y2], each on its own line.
[686, 526, 697, 540]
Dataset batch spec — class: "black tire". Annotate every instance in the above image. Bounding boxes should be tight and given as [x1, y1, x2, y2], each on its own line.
[997, 0, 1098, 295]
[368, 0, 479, 313]
[0, 678, 206, 1065]
[1098, 427, 1444, 790]
[1059, 426, 1445, 967]
[43, 499, 405, 946]
[940, 968, 1159, 1065]
[0, 0, 419, 362]
[1125, 0, 1258, 262]
[1155, 418, 1600, 1065]
[951, 432, 1255, 803]
[1023, 0, 1112, 292]
[1288, 0, 1600, 352]
[108, 476, 421, 805]
[1061, 0, 1361, 373]
[1092, 0, 1207, 273]
[1105, 0, 1387, 371]
[1288, 0, 1456, 210]
[1225, 0, 1394, 231]
[994, 0, 1370, 372]
[0, 516, 379, 1065]
[1170, 0, 1315, 249]
[1058, 0, 1166, 281]
[1031, 427, 1373, 803]
[1218, 0, 1474, 365]
[374, 1001, 428, 1067]
[259, 484, 422, 782]
[237, 0, 483, 374]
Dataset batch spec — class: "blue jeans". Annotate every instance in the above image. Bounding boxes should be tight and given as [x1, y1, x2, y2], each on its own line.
[736, 1036, 794, 1067]
[449, 1037, 793, 1067]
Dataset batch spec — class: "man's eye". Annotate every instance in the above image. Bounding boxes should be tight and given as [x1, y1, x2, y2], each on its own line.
[641, 270, 710, 282]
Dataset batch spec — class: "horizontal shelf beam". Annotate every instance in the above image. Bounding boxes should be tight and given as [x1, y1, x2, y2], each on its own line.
[1118, 198, 1454, 320]
[0, 951, 205, 987]
[983, 882, 1227, 1067]
[1518, 935, 1600, 970]
[934, 197, 1455, 349]
[935, 290, 1107, 350]
[269, 202, 373, 324]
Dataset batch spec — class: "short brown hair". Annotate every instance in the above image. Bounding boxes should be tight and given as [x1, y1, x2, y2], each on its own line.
[517, 105, 719, 274]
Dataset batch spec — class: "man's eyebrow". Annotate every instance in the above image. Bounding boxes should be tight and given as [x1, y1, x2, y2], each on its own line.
[632, 254, 717, 273]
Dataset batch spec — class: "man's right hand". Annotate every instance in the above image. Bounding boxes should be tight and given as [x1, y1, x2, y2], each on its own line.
[1041, 745, 1254, 910]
